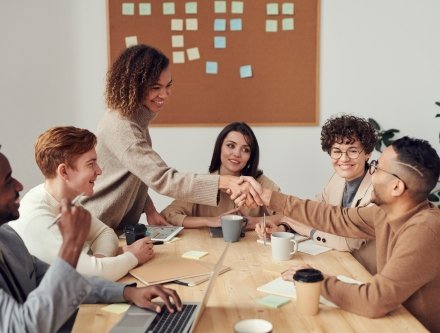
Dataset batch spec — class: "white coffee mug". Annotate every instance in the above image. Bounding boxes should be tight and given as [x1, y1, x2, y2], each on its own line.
[234, 319, 273, 333]
[271, 231, 298, 261]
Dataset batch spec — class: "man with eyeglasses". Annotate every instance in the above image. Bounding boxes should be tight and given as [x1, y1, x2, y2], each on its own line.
[243, 136, 440, 332]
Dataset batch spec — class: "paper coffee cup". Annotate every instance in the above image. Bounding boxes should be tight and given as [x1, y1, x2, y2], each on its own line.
[293, 268, 324, 316]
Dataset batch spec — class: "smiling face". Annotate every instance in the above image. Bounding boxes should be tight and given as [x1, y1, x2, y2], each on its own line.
[143, 66, 173, 113]
[330, 138, 370, 182]
[219, 131, 252, 176]
[0, 153, 23, 225]
[63, 148, 101, 197]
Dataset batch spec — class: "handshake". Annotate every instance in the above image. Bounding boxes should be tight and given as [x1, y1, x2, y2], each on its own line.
[220, 175, 271, 208]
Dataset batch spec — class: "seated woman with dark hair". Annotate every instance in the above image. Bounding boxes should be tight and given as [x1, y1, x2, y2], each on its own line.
[161, 122, 282, 229]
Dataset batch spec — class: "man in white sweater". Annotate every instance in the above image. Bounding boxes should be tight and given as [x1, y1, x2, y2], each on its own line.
[9, 126, 153, 281]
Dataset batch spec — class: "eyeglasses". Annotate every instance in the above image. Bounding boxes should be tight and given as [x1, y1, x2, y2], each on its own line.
[368, 160, 407, 189]
[330, 148, 364, 160]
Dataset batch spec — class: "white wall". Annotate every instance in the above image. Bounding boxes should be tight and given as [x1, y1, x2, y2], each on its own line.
[1, 0, 439, 212]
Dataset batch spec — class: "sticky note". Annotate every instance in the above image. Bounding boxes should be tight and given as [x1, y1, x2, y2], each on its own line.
[171, 35, 184, 48]
[231, 1, 244, 14]
[125, 36, 138, 47]
[182, 250, 208, 259]
[214, 18, 227, 31]
[173, 51, 185, 64]
[186, 18, 198, 31]
[265, 20, 278, 32]
[266, 3, 279, 15]
[171, 19, 183, 31]
[282, 18, 294, 31]
[240, 65, 252, 78]
[185, 2, 197, 14]
[122, 3, 135, 15]
[163, 2, 175, 15]
[102, 303, 130, 314]
[257, 295, 290, 308]
[187, 47, 200, 61]
[139, 3, 151, 15]
[282, 3, 294, 15]
[214, 1, 227, 13]
[230, 18, 242, 31]
[214, 36, 226, 48]
[206, 62, 218, 74]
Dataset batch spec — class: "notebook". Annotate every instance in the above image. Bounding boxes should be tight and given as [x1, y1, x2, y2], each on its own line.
[110, 243, 231, 333]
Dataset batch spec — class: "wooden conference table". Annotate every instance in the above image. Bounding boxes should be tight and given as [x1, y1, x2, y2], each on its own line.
[72, 229, 427, 333]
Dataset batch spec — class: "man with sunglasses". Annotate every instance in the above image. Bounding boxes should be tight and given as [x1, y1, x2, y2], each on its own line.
[243, 136, 440, 332]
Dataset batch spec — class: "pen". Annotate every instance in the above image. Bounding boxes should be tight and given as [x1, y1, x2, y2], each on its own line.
[152, 240, 164, 245]
[47, 193, 84, 229]
[263, 212, 267, 246]
[172, 280, 191, 286]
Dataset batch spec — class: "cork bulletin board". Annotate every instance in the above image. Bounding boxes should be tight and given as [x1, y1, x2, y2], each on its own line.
[107, 0, 320, 125]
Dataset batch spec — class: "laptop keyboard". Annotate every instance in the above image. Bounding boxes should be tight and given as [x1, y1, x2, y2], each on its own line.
[147, 304, 197, 333]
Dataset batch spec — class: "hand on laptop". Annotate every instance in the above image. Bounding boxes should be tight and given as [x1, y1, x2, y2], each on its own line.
[123, 285, 182, 313]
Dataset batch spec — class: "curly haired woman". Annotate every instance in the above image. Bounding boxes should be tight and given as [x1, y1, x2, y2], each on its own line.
[82, 45, 256, 233]
[256, 114, 378, 274]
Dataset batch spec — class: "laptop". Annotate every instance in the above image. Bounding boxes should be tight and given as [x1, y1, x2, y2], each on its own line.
[110, 242, 231, 333]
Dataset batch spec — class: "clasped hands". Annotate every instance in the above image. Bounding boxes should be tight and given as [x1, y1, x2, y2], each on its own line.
[221, 175, 266, 208]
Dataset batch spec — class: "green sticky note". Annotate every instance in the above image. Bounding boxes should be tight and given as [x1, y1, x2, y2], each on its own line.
[185, 2, 197, 14]
[139, 3, 151, 16]
[265, 20, 278, 32]
[214, 1, 227, 13]
[231, 1, 244, 14]
[122, 3, 135, 15]
[257, 295, 290, 308]
[282, 18, 294, 31]
[282, 3, 294, 15]
[163, 2, 175, 15]
[266, 3, 279, 15]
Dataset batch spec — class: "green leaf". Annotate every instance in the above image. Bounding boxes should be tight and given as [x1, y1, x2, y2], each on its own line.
[374, 142, 382, 152]
[436, 113, 440, 117]
[435, 101, 440, 107]
[428, 193, 440, 202]
[368, 118, 381, 130]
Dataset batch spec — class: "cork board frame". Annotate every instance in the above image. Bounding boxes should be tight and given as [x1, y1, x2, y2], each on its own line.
[107, 0, 320, 126]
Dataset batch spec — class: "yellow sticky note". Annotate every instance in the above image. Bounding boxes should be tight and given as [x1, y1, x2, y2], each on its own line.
[186, 47, 200, 61]
[186, 18, 198, 31]
[122, 3, 135, 15]
[282, 3, 294, 15]
[173, 51, 185, 64]
[101, 303, 130, 314]
[171, 35, 184, 48]
[171, 19, 183, 31]
[125, 36, 138, 47]
[182, 250, 208, 259]
[231, 1, 244, 14]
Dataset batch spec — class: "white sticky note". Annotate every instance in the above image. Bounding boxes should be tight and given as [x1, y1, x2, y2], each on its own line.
[206, 61, 218, 74]
[139, 3, 151, 15]
[173, 51, 185, 64]
[282, 3, 294, 15]
[171, 35, 184, 48]
[214, 36, 226, 48]
[214, 18, 227, 31]
[266, 3, 279, 15]
[282, 18, 294, 31]
[171, 19, 183, 31]
[230, 18, 242, 31]
[214, 1, 227, 13]
[185, 2, 197, 14]
[186, 47, 200, 61]
[186, 18, 198, 31]
[265, 19, 278, 32]
[240, 65, 253, 78]
[122, 3, 135, 15]
[163, 2, 175, 15]
[182, 250, 208, 259]
[231, 1, 244, 14]
[125, 36, 138, 47]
